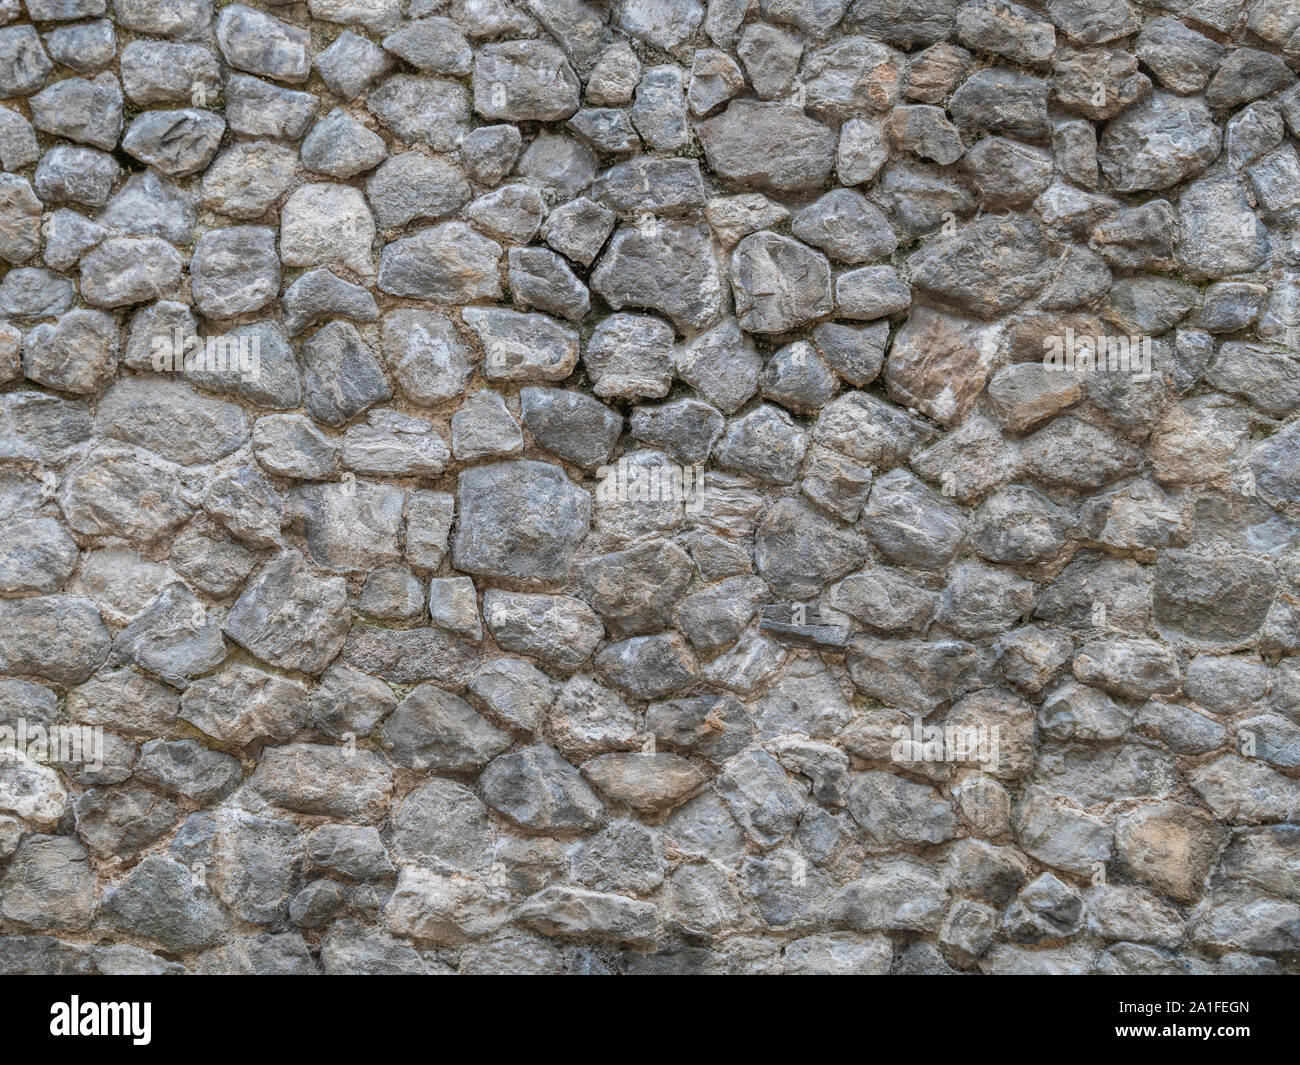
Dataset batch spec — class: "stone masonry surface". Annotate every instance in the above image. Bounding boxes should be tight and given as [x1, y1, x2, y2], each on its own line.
[0, 0, 1296, 976]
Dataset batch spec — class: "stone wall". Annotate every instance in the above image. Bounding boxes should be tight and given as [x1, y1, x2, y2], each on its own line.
[0, 0, 1298, 975]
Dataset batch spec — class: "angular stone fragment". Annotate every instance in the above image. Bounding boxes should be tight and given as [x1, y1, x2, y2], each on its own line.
[225, 551, 350, 676]
[381, 683, 510, 772]
[541, 197, 615, 266]
[453, 460, 589, 583]
[226, 75, 318, 139]
[516, 885, 657, 947]
[949, 67, 1049, 138]
[75, 783, 182, 858]
[122, 109, 225, 177]
[474, 39, 579, 122]
[201, 142, 298, 220]
[112, 582, 227, 687]
[300, 111, 388, 184]
[731, 232, 833, 333]
[465, 183, 546, 243]
[191, 226, 280, 319]
[462, 307, 579, 382]
[1176, 178, 1268, 280]
[1099, 92, 1221, 193]
[1051, 45, 1150, 121]
[583, 753, 705, 814]
[484, 590, 603, 671]
[909, 215, 1052, 320]
[595, 633, 698, 700]
[508, 246, 589, 322]
[885, 307, 997, 425]
[366, 152, 469, 230]
[383, 17, 472, 75]
[280, 183, 376, 278]
[180, 663, 309, 747]
[315, 29, 393, 100]
[0, 175, 42, 265]
[342, 410, 450, 479]
[697, 100, 836, 193]
[0, 835, 95, 931]
[714, 404, 808, 485]
[450, 390, 522, 464]
[216, 4, 311, 82]
[35, 146, 119, 207]
[367, 74, 469, 151]
[481, 743, 604, 831]
[251, 744, 393, 821]
[22, 309, 118, 394]
[97, 377, 246, 466]
[381, 309, 474, 403]
[717, 750, 806, 848]
[104, 856, 229, 953]
[592, 222, 724, 331]
[137, 739, 242, 805]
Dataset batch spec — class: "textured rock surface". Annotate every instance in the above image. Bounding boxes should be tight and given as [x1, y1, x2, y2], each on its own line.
[0, 0, 1295, 980]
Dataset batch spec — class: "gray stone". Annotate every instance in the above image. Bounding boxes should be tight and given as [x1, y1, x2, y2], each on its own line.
[717, 750, 806, 848]
[34, 145, 119, 206]
[909, 215, 1052, 321]
[191, 226, 280, 319]
[216, 4, 311, 83]
[1099, 92, 1221, 192]
[542, 197, 615, 266]
[1136, 17, 1225, 94]
[100, 171, 197, 243]
[454, 460, 590, 582]
[301, 321, 391, 426]
[97, 377, 246, 465]
[949, 67, 1049, 138]
[631, 65, 688, 150]
[0, 835, 95, 931]
[481, 743, 604, 831]
[366, 150, 468, 228]
[180, 663, 309, 746]
[697, 100, 836, 193]
[367, 74, 468, 151]
[226, 75, 318, 139]
[314, 29, 393, 100]
[592, 221, 723, 332]
[29, 74, 121, 151]
[104, 856, 229, 952]
[595, 633, 698, 700]
[136, 739, 242, 805]
[252, 744, 393, 821]
[0, 26, 51, 97]
[377, 223, 501, 302]
[225, 550, 350, 675]
[120, 40, 219, 105]
[716, 404, 809, 485]
[474, 39, 579, 121]
[521, 387, 621, 470]
[732, 232, 833, 334]
[122, 108, 224, 177]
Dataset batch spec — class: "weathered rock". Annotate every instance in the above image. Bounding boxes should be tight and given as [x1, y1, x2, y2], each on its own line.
[225, 551, 350, 675]
[481, 743, 604, 831]
[697, 100, 836, 192]
[1099, 92, 1221, 192]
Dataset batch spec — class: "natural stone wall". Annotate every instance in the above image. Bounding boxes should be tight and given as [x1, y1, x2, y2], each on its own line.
[0, 0, 1297, 976]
